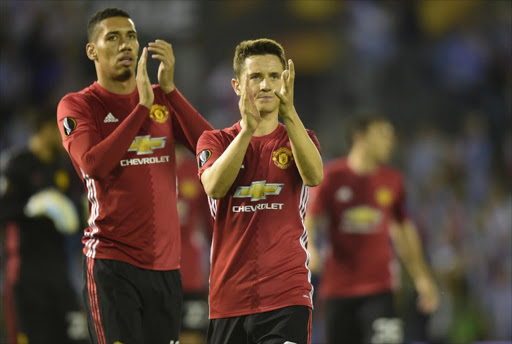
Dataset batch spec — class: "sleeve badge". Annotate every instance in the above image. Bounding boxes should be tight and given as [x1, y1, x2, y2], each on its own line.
[63, 117, 77, 136]
[198, 150, 212, 168]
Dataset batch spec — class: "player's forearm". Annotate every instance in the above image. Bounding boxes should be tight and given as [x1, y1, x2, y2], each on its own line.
[304, 214, 322, 273]
[71, 105, 150, 180]
[201, 128, 253, 199]
[393, 221, 433, 283]
[282, 111, 323, 186]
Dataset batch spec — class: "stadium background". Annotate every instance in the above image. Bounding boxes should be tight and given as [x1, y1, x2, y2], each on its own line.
[0, 1, 510, 343]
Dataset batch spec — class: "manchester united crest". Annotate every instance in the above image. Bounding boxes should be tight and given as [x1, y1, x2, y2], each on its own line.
[272, 147, 294, 169]
[375, 187, 393, 207]
[149, 104, 169, 124]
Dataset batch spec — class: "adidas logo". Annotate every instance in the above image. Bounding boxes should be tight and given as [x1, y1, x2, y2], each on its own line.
[104, 112, 119, 123]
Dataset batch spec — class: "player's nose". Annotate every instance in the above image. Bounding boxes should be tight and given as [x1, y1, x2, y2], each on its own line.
[119, 37, 133, 51]
[260, 77, 271, 90]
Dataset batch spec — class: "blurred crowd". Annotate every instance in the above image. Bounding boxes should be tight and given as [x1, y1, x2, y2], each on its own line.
[1, 1, 510, 343]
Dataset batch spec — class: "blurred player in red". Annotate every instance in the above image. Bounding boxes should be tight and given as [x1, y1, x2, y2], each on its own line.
[197, 38, 323, 344]
[56, 7, 212, 344]
[175, 144, 213, 344]
[306, 115, 439, 344]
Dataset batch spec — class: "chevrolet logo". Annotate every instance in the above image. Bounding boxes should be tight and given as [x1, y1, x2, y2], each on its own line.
[128, 135, 166, 155]
[233, 181, 284, 201]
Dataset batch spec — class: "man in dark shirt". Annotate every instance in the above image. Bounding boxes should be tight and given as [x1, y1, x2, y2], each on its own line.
[1, 111, 87, 344]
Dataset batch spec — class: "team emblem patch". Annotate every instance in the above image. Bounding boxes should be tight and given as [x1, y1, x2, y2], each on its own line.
[149, 104, 169, 124]
[62, 117, 77, 136]
[375, 187, 393, 207]
[198, 150, 211, 168]
[272, 147, 294, 169]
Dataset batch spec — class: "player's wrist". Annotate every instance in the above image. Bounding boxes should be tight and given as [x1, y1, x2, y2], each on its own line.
[240, 126, 255, 137]
[138, 101, 152, 110]
[279, 107, 298, 121]
[161, 83, 175, 94]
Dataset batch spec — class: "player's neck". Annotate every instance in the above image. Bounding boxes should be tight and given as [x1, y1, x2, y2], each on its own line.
[347, 150, 378, 175]
[241, 113, 279, 137]
[97, 74, 136, 95]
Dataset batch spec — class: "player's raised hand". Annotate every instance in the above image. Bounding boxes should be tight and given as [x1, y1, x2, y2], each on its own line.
[148, 39, 175, 94]
[136, 47, 154, 109]
[239, 73, 261, 133]
[275, 59, 295, 119]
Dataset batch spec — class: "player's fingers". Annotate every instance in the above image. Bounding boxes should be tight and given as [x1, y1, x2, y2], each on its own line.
[151, 40, 174, 57]
[148, 45, 166, 53]
[281, 70, 290, 90]
[150, 53, 166, 61]
[288, 59, 295, 81]
[244, 73, 252, 99]
[137, 47, 148, 75]
[274, 90, 284, 101]
[245, 72, 250, 89]
[154, 39, 171, 48]
[148, 47, 170, 62]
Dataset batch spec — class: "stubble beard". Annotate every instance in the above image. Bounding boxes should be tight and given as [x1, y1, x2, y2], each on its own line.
[114, 69, 133, 82]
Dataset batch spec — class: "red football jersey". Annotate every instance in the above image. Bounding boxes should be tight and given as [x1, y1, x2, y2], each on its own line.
[57, 82, 212, 270]
[197, 121, 320, 319]
[308, 158, 407, 298]
[177, 154, 212, 292]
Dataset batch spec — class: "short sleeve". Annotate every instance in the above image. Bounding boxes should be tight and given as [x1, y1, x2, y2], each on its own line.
[307, 168, 329, 216]
[306, 129, 321, 154]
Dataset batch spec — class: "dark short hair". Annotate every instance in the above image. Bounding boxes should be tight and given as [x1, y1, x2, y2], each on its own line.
[348, 111, 390, 145]
[233, 38, 287, 78]
[87, 8, 130, 42]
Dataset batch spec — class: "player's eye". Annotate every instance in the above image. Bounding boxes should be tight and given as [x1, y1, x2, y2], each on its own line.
[128, 34, 137, 39]
[107, 35, 117, 41]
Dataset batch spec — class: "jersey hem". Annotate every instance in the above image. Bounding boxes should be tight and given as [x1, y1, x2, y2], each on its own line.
[319, 285, 393, 299]
[209, 300, 312, 319]
[83, 253, 180, 272]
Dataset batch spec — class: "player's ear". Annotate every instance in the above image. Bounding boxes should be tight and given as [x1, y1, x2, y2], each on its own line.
[231, 78, 241, 96]
[86, 43, 97, 61]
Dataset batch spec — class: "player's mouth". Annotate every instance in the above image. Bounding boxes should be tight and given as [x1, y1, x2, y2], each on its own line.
[256, 95, 274, 101]
[118, 55, 135, 66]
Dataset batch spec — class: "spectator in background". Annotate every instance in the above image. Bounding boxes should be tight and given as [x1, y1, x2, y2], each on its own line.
[306, 115, 438, 344]
[480, 174, 512, 340]
[176, 144, 213, 344]
[56, 7, 212, 344]
[461, 112, 492, 206]
[0, 111, 87, 344]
